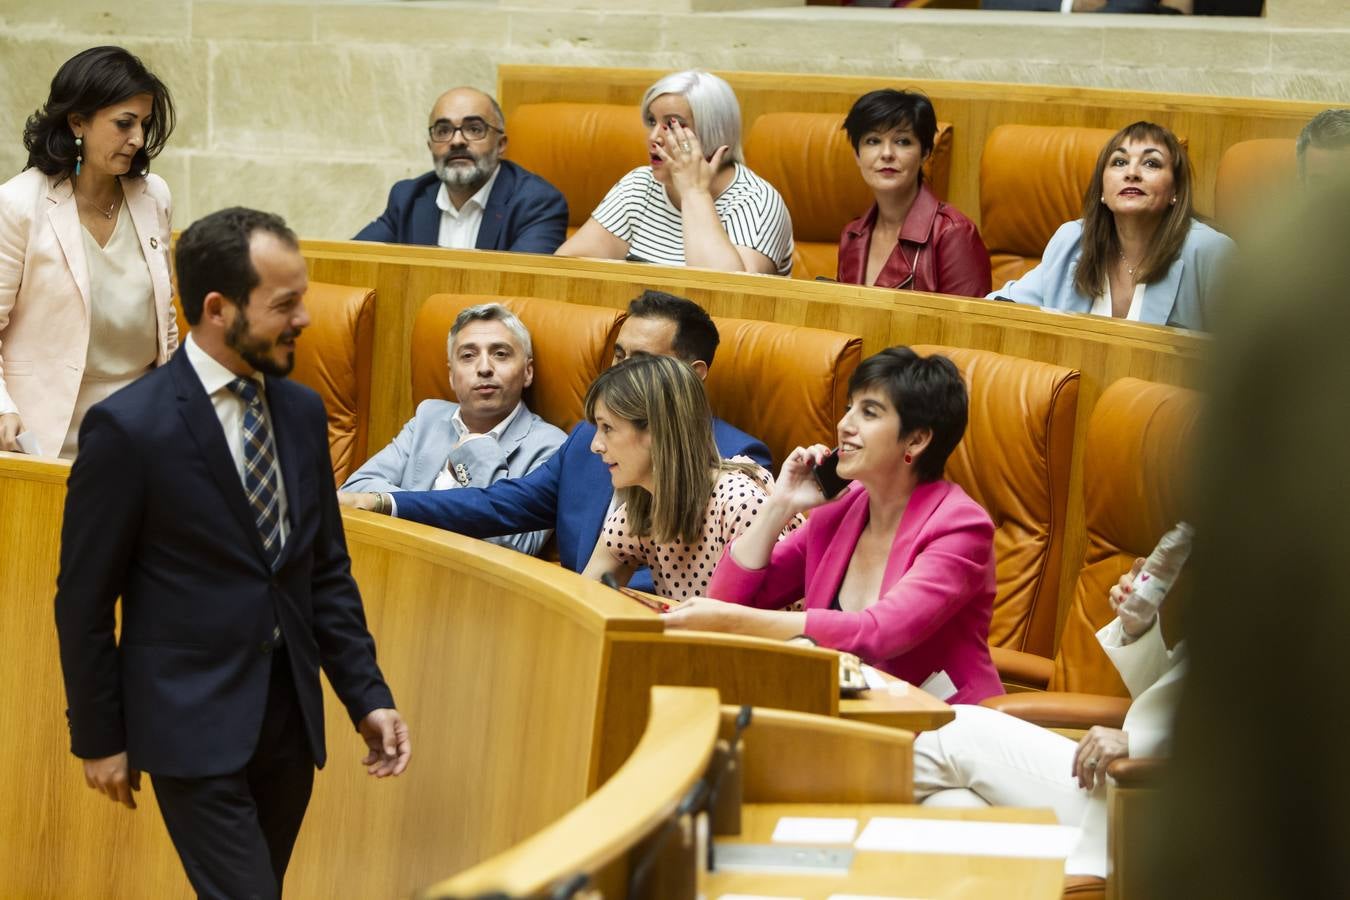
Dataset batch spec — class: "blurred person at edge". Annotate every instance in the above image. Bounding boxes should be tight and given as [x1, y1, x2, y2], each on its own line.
[1145, 176, 1350, 899]
[0, 45, 177, 457]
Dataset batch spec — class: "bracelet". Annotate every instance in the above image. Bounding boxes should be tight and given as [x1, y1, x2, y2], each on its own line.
[375, 492, 390, 516]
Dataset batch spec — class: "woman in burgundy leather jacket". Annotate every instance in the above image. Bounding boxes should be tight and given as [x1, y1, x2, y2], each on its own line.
[835, 90, 992, 298]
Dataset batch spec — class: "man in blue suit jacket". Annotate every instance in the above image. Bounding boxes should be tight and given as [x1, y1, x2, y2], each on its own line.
[55, 208, 410, 898]
[341, 292, 771, 590]
[354, 87, 568, 254]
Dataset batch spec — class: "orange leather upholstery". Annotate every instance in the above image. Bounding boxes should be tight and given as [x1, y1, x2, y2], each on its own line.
[745, 112, 953, 281]
[1213, 138, 1296, 239]
[506, 103, 650, 228]
[413, 294, 625, 433]
[913, 346, 1079, 659]
[172, 282, 376, 486]
[1050, 377, 1202, 695]
[706, 318, 864, 469]
[980, 125, 1115, 287]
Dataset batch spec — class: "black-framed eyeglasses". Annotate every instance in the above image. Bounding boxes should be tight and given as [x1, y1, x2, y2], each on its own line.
[428, 117, 502, 143]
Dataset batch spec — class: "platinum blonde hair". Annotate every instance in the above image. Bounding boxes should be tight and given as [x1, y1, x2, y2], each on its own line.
[448, 303, 533, 361]
[640, 69, 744, 165]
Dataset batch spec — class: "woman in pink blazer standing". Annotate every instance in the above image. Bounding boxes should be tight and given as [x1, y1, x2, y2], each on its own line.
[667, 347, 1003, 705]
[0, 46, 177, 458]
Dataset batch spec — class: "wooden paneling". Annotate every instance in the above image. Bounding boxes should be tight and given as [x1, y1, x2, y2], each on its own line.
[0, 452, 662, 898]
[593, 631, 839, 789]
[727, 706, 915, 805]
[303, 240, 1209, 646]
[498, 64, 1325, 224]
[422, 686, 720, 899]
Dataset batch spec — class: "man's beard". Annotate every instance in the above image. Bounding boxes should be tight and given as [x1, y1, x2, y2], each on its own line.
[434, 148, 497, 192]
[226, 307, 299, 377]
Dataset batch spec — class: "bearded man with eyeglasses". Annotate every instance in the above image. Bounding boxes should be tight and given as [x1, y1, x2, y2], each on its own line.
[355, 87, 568, 253]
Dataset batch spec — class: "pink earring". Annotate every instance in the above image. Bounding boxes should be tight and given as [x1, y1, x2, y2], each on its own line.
[903, 453, 913, 465]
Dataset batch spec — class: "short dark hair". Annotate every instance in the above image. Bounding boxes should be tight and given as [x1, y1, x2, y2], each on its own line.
[847, 347, 968, 483]
[23, 46, 175, 178]
[626, 290, 720, 367]
[175, 208, 298, 325]
[843, 89, 938, 183]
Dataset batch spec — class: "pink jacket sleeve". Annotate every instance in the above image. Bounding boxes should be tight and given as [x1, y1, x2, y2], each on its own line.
[803, 501, 993, 660]
[707, 522, 810, 610]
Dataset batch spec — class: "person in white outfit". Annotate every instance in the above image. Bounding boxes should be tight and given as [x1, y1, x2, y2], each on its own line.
[912, 557, 1186, 878]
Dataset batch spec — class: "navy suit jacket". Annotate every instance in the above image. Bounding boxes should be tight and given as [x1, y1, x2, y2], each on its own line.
[393, 418, 771, 587]
[353, 159, 569, 254]
[54, 350, 394, 779]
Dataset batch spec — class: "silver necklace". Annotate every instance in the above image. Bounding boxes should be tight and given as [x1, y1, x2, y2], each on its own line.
[1119, 251, 1141, 278]
[76, 188, 118, 220]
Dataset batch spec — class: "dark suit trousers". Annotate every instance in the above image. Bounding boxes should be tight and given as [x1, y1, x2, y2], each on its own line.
[152, 649, 315, 900]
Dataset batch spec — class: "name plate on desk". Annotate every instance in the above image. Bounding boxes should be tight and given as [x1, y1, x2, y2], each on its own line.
[714, 843, 854, 875]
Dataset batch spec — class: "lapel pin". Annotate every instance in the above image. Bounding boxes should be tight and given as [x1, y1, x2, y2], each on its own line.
[149, 236, 160, 249]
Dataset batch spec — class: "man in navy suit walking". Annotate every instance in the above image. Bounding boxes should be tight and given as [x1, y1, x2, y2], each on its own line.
[55, 207, 411, 899]
[354, 86, 568, 254]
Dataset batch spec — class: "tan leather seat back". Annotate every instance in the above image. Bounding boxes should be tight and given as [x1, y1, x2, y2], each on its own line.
[291, 283, 377, 485]
[507, 103, 651, 228]
[745, 112, 953, 281]
[705, 317, 863, 469]
[981, 125, 1115, 284]
[1214, 138, 1296, 239]
[1050, 377, 1202, 695]
[913, 345, 1079, 659]
[174, 282, 376, 486]
[413, 294, 625, 432]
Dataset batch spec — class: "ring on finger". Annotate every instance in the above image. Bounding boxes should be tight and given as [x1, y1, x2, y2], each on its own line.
[680, 141, 691, 152]
[1086, 757, 1100, 769]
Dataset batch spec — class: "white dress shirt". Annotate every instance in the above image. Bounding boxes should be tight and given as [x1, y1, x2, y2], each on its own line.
[435, 166, 500, 250]
[183, 332, 290, 546]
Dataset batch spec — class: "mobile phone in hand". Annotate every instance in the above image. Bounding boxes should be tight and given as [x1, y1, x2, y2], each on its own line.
[812, 449, 853, 500]
[600, 573, 670, 613]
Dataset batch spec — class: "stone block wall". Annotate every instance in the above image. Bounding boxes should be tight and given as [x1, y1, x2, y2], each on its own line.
[1, 0, 1345, 239]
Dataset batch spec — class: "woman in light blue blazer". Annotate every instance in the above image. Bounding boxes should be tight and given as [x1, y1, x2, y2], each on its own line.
[991, 122, 1235, 332]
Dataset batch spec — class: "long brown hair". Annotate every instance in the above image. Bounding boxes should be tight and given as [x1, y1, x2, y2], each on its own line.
[584, 355, 750, 545]
[1073, 121, 1194, 299]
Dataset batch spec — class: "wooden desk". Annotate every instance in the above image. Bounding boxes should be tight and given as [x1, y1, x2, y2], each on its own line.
[710, 803, 1064, 900]
[841, 677, 956, 732]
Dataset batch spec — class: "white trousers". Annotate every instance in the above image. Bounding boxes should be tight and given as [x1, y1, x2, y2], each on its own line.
[912, 704, 1108, 878]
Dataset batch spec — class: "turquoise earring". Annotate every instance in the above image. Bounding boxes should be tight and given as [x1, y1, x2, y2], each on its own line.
[74, 136, 82, 176]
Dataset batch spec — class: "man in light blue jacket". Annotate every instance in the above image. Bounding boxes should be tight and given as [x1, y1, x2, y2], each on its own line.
[341, 303, 565, 556]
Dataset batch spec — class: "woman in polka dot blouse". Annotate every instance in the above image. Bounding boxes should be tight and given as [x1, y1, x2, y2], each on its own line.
[666, 347, 1003, 705]
[580, 354, 799, 600]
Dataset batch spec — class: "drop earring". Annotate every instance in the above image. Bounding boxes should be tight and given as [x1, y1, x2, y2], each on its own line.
[74, 136, 82, 176]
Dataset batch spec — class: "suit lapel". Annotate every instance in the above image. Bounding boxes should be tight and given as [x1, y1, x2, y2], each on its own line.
[1140, 256, 1184, 326]
[122, 177, 172, 357]
[266, 377, 306, 569]
[882, 480, 946, 585]
[170, 352, 270, 562]
[496, 404, 532, 457]
[475, 162, 515, 251]
[45, 177, 92, 319]
[412, 177, 442, 245]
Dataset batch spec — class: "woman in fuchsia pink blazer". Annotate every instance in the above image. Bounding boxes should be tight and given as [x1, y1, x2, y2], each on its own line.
[666, 346, 1002, 705]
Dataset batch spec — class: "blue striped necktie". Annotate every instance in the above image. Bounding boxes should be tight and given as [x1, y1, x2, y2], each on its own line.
[226, 377, 283, 566]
